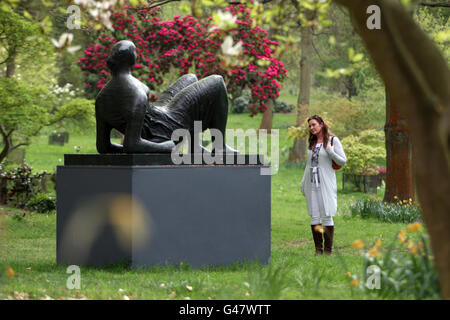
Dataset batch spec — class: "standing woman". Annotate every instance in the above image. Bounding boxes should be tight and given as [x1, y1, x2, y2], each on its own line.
[300, 115, 347, 255]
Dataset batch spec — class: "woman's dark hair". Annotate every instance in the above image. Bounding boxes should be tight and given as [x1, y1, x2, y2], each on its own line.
[307, 114, 334, 150]
[106, 40, 137, 73]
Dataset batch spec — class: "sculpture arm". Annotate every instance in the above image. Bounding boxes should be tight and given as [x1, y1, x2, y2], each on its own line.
[153, 74, 198, 106]
[96, 119, 124, 154]
[123, 100, 175, 153]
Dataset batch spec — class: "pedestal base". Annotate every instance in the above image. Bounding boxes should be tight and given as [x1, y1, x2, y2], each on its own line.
[56, 156, 270, 268]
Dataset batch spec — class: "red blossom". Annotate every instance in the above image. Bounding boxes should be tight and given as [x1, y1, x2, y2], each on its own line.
[78, 3, 286, 115]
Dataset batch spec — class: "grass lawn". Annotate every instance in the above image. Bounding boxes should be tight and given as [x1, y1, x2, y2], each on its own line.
[0, 113, 407, 300]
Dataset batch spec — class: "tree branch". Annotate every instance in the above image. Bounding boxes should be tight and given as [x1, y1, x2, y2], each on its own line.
[0, 124, 7, 140]
[228, 0, 275, 4]
[311, 38, 324, 65]
[147, 0, 181, 8]
[419, 2, 450, 8]
[10, 142, 28, 151]
[0, 57, 9, 65]
[6, 128, 14, 139]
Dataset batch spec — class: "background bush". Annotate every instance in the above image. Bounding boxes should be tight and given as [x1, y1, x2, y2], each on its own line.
[341, 129, 386, 175]
[25, 193, 56, 213]
[273, 101, 294, 113]
[230, 93, 294, 114]
[230, 95, 251, 114]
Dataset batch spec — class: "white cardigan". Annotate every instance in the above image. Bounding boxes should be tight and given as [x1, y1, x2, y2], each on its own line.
[301, 136, 347, 217]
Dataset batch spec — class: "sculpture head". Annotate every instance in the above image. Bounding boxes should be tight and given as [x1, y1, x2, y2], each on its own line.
[106, 40, 137, 74]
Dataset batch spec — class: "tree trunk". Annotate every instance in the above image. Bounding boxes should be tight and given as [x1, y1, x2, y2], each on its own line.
[6, 51, 16, 78]
[287, 14, 313, 163]
[0, 125, 11, 163]
[344, 75, 358, 99]
[335, 0, 450, 299]
[384, 89, 415, 202]
[259, 99, 273, 133]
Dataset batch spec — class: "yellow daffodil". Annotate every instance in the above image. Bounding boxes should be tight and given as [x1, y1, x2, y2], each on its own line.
[407, 240, 419, 255]
[406, 222, 421, 233]
[350, 278, 360, 287]
[398, 230, 406, 243]
[409, 198, 413, 202]
[314, 225, 324, 233]
[352, 240, 364, 249]
[368, 246, 381, 257]
[376, 238, 382, 247]
[346, 272, 352, 278]
[6, 266, 14, 278]
[394, 196, 398, 200]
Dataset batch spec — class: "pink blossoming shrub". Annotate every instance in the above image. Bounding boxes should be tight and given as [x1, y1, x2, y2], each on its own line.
[78, 3, 287, 115]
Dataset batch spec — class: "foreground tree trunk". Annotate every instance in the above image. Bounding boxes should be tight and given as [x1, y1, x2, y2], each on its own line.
[384, 89, 415, 202]
[287, 15, 313, 163]
[335, 0, 450, 299]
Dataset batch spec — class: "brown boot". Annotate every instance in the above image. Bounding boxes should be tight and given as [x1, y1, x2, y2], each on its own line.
[311, 225, 323, 255]
[323, 225, 334, 256]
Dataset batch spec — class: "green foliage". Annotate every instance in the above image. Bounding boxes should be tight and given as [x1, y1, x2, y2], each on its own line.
[231, 95, 251, 114]
[0, 77, 94, 161]
[341, 130, 386, 175]
[0, 8, 53, 78]
[246, 263, 292, 299]
[231, 93, 293, 114]
[286, 86, 385, 143]
[287, 111, 334, 140]
[351, 198, 422, 224]
[355, 228, 440, 299]
[315, 97, 385, 138]
[414, 5, 450, 62]
[273, 101, 294, 113]
[0, 9, 39, 64]
[312, 3, 380, 98]
[287, 125, 309, 140]
[0, 77, 54, 142]
[25, 193, 56, 213]
[50, 98, 96, 133]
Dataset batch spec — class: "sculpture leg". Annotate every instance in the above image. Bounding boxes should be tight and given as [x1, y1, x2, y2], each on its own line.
[154, 74, 198, 107]
[205, 76, 238, 154]
[188, 128, 211, 154]
[167, 75, 237, 154]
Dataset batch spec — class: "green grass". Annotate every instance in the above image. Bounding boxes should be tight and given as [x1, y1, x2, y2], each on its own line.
[0, 113, 410, 300]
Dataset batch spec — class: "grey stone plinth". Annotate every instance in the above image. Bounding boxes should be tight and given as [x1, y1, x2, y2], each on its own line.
[56, 161, 271, 268]
[64, 153, 264, 166]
